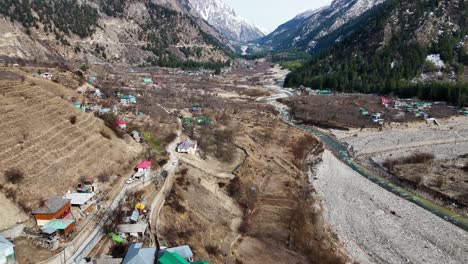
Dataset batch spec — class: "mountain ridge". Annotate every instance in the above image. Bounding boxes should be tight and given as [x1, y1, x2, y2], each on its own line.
[258, 0, 386, 52]
[188, 0, 266, 45]
[0, 0, 232, 67]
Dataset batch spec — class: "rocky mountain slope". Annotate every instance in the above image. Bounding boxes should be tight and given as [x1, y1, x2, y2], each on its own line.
[0, 0, 231, 67]
[285, 0, 468, 105]
[258, 0, 386, 51]
[187, 0, 266, 45]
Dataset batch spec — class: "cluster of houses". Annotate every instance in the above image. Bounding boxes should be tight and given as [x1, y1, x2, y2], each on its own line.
[380, 96, 442, 124]
[31, 178, 100, 250]
[358, 96, 449, 126]
[183, 116, 212, 127]
[33, 196, 76, 250]
[97, 243, 209, 264]
[297, 86, 333, 95]
[20, 68, 211, 263]
[119, 94, 137, 106]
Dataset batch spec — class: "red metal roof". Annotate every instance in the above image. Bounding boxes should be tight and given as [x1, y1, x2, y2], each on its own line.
[116, 120, 127, 125]
[136, 161, 152, 169]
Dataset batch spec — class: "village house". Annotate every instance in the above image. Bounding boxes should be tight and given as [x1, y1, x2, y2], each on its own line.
[64, 192, 95, 211]
[117, 120, 127, 130]
[41, 72, 53, 80]
[191, 104, 202, 112]
[88, 74, 97, 84]
[176, 139, 197, 154]
[33, 197, 76, 244]
[32, 197, 73, 226]
[130, 130, 142, 143]
[120, 95, 137, 106]
[380, 96, 394, 107]
[195, 116, 211, 125]
[0, 236, 15, 264]
[133, 161, 152, 181]
[77, 177, 97, 193]
[116, 224, 148, 241]
[77, 83, 95, 94]
[143, 78, 153, 84]
[88, 88, 103, 98]
[158, 251, 208, 264]
[122, 243, 156, 264]
[161, 245, 194, 262]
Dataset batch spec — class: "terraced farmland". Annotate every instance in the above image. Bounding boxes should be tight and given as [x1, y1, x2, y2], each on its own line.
[0, 70, 142, 228]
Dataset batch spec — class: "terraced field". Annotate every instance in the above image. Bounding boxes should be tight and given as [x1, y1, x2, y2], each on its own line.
[0, 69, 142, 227]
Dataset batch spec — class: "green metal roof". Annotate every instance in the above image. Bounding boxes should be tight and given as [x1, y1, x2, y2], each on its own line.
[318, 90, 332, 94]
[158, 252, 189, 264]
[192, 261, 209, 264]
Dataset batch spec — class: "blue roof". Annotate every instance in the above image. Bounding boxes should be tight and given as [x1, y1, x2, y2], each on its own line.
[123, 243, 156, 264]
[130, 210, 140, 222]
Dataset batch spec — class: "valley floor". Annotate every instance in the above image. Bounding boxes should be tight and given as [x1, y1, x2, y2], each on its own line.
[313, 150, 468, 264]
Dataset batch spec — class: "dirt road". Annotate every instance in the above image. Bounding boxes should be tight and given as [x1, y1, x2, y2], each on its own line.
[149, 119, 182, 240]
[312, 150, 468, 264]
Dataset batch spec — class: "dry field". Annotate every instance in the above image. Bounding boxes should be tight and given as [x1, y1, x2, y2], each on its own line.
[0, 68, 143, 229]
[159, 107, 348, 264]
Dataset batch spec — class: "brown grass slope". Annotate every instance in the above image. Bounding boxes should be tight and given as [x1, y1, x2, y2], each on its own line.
[0, 68, 142, 225]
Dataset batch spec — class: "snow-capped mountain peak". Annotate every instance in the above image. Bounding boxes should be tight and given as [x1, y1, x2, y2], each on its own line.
[259, 0, 386, 51]
[188, 0, 266, 44]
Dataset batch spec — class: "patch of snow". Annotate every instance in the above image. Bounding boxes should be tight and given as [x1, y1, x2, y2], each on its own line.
[426, 54, 445, 69]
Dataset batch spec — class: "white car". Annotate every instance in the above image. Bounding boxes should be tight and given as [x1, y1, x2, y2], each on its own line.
[172, 160, 179, 166]
[126, 178, 135, 184]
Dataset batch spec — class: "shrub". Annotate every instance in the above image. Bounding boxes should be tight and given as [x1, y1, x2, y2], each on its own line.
[110, 244, 128, 258]
[4, 168, 25, 184]
[69, 115, 77, 125]
[383, 153, 435, 171]
[205, 244, 221, 255]
[227, 176, 241, 197]
[162, 132, 177, 145]
[98, 173, 111, 182]
[167, 189, 186, 213]
[4, 187, 17, 200]
[238, 217, 251, 234]
[100, 130, 112, 139]
[99, 113, 124, 139]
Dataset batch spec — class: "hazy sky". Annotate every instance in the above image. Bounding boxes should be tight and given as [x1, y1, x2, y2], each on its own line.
[223, 0, 332, 32]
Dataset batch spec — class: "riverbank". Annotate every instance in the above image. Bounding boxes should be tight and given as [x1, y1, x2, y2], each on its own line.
[311, 150, 468, 264]
[331, 115, 468, 211]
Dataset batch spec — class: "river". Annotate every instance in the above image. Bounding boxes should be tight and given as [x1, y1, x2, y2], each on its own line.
[259, 82, 468, 232]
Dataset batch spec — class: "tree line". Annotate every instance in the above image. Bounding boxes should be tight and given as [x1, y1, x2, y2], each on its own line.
[284, 0, 468, 106]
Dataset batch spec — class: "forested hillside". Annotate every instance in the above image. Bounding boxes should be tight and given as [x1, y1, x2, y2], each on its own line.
[285, 0, 468, 106]
[0, 0, 231, 67]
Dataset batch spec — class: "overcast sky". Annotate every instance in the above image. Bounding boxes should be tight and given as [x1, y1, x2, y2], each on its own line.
[223, 0, 332, 32]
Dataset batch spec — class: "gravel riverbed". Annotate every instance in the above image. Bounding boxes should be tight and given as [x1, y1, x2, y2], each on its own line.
[312, 150, 468, 264]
